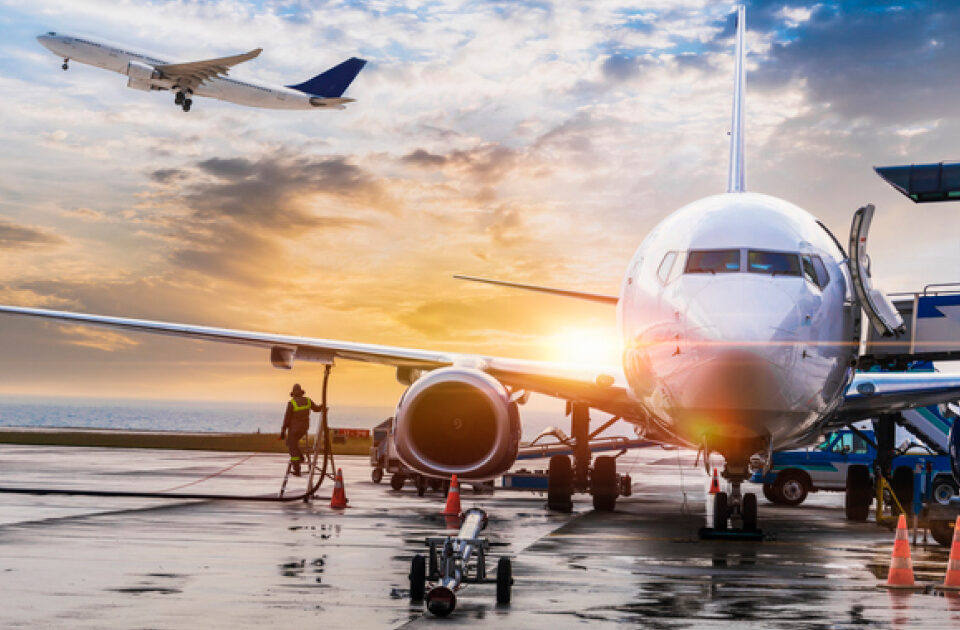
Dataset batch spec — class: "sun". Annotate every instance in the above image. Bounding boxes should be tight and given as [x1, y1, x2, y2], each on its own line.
[544, 326, 623, 367]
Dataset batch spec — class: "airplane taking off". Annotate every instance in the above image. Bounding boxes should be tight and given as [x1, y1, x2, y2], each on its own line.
[6, 7, 960, 532]
[36, 32, 366, 112]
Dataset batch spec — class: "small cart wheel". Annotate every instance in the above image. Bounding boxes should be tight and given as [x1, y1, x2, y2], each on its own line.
[371, 467, 383, 484]
[390, 473, 406, 491]
[496, 556, 513, 604]
[409, 554, 426, 601]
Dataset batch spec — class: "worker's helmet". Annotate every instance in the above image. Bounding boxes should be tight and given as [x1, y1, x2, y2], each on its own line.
[290, 383, 305, 397]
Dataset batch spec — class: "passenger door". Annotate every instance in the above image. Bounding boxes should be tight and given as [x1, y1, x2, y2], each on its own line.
[848, 204, 906, 337]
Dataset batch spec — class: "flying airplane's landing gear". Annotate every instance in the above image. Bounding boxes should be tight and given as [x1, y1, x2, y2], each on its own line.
[62, 58, 69, 71]
[175, 91, 185, 106]
[545, 403, 632, 513]
[182, 98, 193, 112]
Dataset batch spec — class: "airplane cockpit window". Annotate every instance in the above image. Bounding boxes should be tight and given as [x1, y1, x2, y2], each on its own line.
[685, 249, 740, 274]
[801, 255, 831, 289]
[657, 251, 677, 284]
[747, 250, 801, 277]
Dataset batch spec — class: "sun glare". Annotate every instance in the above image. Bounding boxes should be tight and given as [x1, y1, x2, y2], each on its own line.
[545, 327, 623, 367]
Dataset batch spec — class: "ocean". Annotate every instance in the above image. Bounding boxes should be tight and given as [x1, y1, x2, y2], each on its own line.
[0, 397, 627, 441]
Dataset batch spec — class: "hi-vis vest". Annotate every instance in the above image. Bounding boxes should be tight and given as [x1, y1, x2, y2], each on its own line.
[289, 397, 312, 424]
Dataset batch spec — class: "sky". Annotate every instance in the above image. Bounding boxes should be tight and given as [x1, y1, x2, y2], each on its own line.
[0, 0, 959, 409]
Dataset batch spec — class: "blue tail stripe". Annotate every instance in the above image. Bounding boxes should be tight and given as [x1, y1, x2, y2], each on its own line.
[286, 57, 367, 97]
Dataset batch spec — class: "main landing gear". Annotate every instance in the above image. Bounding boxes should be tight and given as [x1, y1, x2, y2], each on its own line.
[62, 58, 69, 71]
[175, 90, 193, 112]
[545, 403, 632, 513]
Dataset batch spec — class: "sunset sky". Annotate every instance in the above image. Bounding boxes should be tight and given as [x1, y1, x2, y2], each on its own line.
[1, 0, 959, 408]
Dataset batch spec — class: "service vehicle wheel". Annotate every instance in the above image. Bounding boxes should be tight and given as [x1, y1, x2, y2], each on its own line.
[428, 477, 443, 492]
[496, 557, 513, 604]
[774, 472, 808, 506]
[371, 467, 383, 484]
[415, 475, 427, 497]
[409, 554, 426, 601]
[547, 455, 573, 512]
[845, 466, 872, 521]
[742, 492, 758, 531]
[762, 483, 781, 504]
[932, 477, 959, 505]
[591, 455, 618, 512]
[713, 491, 728, 531]
[930, 519, 955, 547]
[390, 473, 406, 491]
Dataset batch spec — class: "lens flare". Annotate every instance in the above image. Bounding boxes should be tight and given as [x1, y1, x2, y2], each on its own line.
[545, 327, 622, 366]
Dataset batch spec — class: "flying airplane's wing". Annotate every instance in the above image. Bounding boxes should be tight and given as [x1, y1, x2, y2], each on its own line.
[0, 305, 637, 418]
[829, 372, 960, 423]
[155, 48, 262, 87]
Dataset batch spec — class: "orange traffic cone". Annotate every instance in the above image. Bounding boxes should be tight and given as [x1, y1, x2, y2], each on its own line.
[708, 468, 721, 495]
[329, 468, 349, 509]
[442, 474, 462, 517]
[936, 516, 960, 591]
[883, 514, 917, 589]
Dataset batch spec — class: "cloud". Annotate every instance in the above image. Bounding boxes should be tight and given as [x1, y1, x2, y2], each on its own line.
[57, 325, 140, 352]
[0, 217, 64, 249]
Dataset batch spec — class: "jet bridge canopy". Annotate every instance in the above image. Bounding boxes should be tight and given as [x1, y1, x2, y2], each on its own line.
[875, 162, 960, 203]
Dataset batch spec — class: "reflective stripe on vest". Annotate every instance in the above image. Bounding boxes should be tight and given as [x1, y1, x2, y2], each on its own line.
[290, 397, 312, 412]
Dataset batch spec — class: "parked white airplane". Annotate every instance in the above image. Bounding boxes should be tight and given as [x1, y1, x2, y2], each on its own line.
[6, 7, 959, 531]
[36, 32, 366, 112]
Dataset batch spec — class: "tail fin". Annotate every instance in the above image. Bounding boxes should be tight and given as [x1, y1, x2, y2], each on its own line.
[727, 4, 746, 193]
[286, 57, 367, 97]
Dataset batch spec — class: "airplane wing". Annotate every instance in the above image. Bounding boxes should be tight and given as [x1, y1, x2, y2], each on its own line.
[454, 275, 618, 305]
[0, 305, 638, 419]
[829, 372, 960, 424]
[155, 48, 262, 87]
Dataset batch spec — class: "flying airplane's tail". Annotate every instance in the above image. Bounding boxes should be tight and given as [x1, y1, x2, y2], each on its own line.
[727, 4, 746, 193]
[286, 57, 367, 97]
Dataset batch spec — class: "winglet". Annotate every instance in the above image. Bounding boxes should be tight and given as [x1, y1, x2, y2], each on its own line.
[727, 4, 746, 193]
[286, 57, 367, 97]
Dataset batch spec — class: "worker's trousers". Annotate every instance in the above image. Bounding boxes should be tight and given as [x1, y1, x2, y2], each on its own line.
[285, 421, 309, 462]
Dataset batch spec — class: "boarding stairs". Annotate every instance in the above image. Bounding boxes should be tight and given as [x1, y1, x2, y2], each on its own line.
[898, 406, 955, 455]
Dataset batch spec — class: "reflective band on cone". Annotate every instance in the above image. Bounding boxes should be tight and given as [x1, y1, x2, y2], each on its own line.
[329, 468, 349, 509]
[936, 516, 960, 591]
[882, 514, 921, 590]
[442, 474, 462, 517]
[708, 468, 721, 495]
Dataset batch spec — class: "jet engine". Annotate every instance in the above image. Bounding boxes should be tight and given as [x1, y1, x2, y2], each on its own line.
[125, 61, 162, 91]
[393, 367, 521, 481]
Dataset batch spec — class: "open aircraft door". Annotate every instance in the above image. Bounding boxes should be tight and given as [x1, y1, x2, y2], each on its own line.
[848, 204, 906, 338]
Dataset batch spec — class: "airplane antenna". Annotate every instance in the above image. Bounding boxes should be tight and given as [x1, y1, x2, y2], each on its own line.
[727, 4, 746, 193]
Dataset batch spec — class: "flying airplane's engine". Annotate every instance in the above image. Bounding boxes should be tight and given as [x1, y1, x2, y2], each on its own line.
[125, 61, 162, 91]
[393, 367, 521, 481]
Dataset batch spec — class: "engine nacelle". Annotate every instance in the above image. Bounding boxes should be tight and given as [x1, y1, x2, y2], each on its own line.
[126, 60, 162, 91]
[393, 367, 521, 481]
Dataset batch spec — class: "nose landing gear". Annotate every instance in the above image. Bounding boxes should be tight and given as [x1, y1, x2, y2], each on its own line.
[62, 58, 69, 71]
[702, 462, 763, 541]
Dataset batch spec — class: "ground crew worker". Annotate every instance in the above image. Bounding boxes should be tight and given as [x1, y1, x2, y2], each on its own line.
[280, 383, 324, 476]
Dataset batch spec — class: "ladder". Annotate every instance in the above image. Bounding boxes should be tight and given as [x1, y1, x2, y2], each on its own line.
[897, 407, 954, 455]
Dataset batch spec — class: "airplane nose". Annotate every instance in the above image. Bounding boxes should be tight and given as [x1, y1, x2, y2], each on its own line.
[672, 277, 808, 438]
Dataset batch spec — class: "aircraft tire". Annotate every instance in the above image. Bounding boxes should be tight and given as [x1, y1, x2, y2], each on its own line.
[428, 477, 443, 492]
[891, 468, 914, 516]
[930, 520, 955, 547]
[390, 472, 406, 491]
[409, 554, 426, 601]
[183, 99, 192, 112]
[712, 492, 728, 530]
[371, 467, 383, 484]
[496, 557, 513, 604]
[742, 492, 758, 530]
[844, 465, 872, 521]
[547, 455, 573, 512]
[591, 455, 618, 512]
[415, 475, 427, 497]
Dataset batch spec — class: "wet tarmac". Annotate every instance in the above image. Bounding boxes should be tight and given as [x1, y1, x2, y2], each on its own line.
[0, 443, 957, 628]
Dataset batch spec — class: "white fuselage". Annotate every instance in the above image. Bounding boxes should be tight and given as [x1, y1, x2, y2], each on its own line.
[618, 192, 858, 456]
[37, 33, 319, 110]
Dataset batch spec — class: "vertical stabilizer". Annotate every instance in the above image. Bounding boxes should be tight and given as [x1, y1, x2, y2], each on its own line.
[727, 4, 746, 193]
